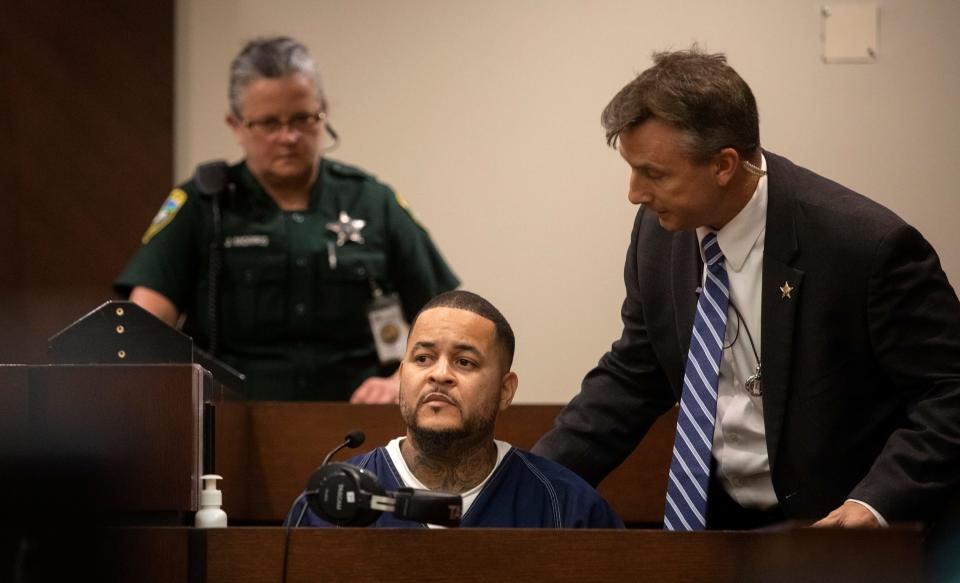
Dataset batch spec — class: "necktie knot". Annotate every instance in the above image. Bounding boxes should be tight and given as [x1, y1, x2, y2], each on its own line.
[702, 233, 724, 267]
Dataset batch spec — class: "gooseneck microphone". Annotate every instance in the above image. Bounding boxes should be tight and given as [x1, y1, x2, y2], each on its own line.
[282, 430, 369, 583]
[321, 430, 366, 465]
[292, 431, 366, 527]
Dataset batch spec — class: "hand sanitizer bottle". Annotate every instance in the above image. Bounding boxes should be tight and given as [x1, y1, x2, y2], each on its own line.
[194, 474, 228, 528]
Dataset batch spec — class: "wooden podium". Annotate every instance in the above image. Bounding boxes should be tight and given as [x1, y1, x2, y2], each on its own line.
[0, 363, 235, 521]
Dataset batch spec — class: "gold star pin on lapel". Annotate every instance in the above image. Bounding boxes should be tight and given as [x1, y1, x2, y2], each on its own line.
[780, 281, 794, 299]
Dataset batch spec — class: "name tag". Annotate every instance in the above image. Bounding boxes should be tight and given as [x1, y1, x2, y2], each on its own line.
[224, 235, 270, 248]
[367, 294, 409, 364]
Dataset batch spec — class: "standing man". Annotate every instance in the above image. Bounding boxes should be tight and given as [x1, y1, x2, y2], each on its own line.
[115, 37, 458, 402]
[287, 290, 623, 528]
[534, 48, 960, 530]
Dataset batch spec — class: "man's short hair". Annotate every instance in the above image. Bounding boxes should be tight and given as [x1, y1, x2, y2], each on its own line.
[411, 290, 516, 369]
[228, 36, 328, 117]
[601, 47, 760, 163]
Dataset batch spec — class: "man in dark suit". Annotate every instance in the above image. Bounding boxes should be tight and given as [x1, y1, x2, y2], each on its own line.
[533, 48, 960, 530]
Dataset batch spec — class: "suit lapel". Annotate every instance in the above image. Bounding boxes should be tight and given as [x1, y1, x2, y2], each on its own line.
[760, 152, 804, 470]
[671, 231, 701, 395]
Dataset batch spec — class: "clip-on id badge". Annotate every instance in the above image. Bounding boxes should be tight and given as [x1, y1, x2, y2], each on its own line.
[367, 287, 408, 364]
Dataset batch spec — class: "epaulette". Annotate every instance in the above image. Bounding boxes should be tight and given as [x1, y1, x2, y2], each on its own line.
[327, 160, 369, 180]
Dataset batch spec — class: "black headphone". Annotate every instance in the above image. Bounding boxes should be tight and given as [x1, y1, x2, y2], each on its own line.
[304, 462, 384, 527]
[294, 431, 462, 528]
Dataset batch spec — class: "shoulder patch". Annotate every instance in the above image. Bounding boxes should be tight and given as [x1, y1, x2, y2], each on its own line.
[394, 192, 425, 229]
[141, 188, 188, 244]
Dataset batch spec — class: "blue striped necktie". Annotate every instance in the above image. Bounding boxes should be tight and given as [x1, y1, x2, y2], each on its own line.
[664, 232, 729, 531]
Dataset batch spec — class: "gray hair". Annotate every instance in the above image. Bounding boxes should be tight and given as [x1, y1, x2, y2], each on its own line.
[228, 36, 328, 117]
[601, 47, 760, 164]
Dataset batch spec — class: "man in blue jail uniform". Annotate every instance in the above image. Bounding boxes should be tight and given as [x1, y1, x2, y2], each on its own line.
[287, 290, 623, 528]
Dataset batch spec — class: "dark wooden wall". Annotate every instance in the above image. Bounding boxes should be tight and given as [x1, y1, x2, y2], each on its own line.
[0, 0, 174, 363]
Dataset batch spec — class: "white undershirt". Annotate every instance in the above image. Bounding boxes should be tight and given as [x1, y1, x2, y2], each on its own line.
[385, 437, 512, 529]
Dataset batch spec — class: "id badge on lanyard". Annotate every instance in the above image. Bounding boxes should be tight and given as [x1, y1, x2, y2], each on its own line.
[367, 282, 409, 364]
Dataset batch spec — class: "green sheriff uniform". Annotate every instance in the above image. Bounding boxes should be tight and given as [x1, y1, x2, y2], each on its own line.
[115, 159, 459, 400]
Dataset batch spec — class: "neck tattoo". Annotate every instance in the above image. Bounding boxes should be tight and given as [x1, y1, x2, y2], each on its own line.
[401, 438, 497, 494]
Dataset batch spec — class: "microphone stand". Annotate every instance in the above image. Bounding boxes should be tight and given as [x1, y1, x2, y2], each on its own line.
[282, 430, 366, 583]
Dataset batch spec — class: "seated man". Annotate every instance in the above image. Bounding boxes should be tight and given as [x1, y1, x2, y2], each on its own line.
[286, 290, 623, 528]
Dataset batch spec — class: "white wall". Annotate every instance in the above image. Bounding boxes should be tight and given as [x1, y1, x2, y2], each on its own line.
[176, 0, 960, 403]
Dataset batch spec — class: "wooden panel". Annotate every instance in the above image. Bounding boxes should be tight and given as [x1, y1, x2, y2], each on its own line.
[0, 365, 30, 519]
[214, 398, 252, 518]
[0, 0, 173, 364]
[2, 526, 926, 582]
[202, 526, 923, 583]
[221, 403, 672, 524]
[0, 528, 191, 583]
[25, 365, 202, 512]
[0, 525, 926, 582]
[0, 365, 29, 442]
[234, 403, 405, 521]
[597, 409, 674, 524]
[98, 527, 190, 583]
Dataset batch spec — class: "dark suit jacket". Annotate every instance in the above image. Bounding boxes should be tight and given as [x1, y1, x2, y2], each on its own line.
[533, 151, 960, 523]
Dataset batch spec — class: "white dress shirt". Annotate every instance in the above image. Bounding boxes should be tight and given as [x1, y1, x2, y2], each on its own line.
[696, 154, 776, 510]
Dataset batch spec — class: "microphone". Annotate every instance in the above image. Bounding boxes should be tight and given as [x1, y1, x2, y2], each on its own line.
[194, 160, 229, 199]
[283, 431, 366, 583]
[292, 431, 366, 528]
[321, 430, 365, 466]
[325, 123, 340, 142]
[324, 123, 341, 152]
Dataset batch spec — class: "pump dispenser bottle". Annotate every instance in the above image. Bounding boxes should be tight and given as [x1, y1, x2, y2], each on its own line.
[194, 474, 228, 528]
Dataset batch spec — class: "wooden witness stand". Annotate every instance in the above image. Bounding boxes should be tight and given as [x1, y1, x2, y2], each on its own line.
[219, 401, 676, 525]
[0, 364, 678, 525]
[108, 526, 921, 583]
[0, 364, 926, 582]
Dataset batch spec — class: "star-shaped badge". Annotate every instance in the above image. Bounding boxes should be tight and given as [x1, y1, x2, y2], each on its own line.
[780, 281, 794, 299]
[326, 211, 366, 247]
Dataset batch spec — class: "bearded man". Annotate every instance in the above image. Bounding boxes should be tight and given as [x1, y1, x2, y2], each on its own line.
[287, 290, 622, 528]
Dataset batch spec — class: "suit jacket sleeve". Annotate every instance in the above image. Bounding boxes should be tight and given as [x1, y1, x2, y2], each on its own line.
[847, 222, 960, 521]
[532, 207, 677, 486]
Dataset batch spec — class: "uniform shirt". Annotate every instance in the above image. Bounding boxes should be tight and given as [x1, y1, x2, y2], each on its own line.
[115, 158, 459, 400]
[287, 444, 625, 528]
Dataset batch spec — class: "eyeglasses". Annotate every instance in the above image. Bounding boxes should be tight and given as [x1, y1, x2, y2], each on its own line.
[241, 111, 326, 136]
